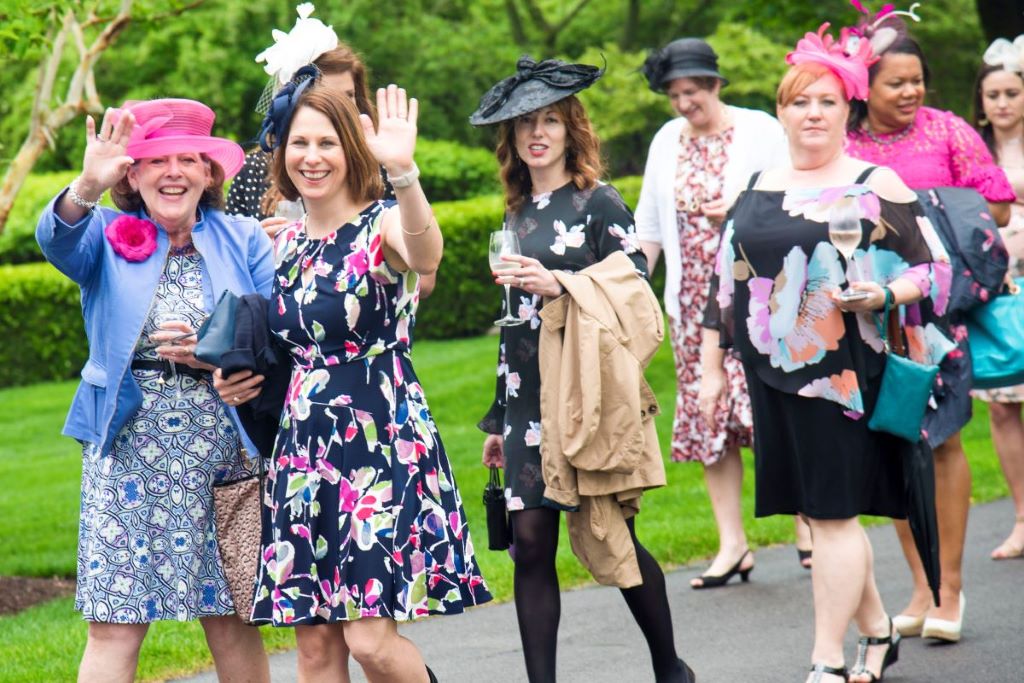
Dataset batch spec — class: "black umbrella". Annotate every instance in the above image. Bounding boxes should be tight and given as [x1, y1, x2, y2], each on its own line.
[903, 440, 941, 607]
[483, 466, 513, 551]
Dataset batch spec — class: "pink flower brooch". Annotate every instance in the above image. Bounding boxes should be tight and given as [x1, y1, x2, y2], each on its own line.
[105, 215, 158, 262]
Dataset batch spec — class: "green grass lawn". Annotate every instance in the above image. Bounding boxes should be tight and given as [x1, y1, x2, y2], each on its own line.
[0, 332, 1009, 682]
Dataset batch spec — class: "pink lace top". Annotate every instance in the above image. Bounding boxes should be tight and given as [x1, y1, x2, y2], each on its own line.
[846, 106, 1015, 202]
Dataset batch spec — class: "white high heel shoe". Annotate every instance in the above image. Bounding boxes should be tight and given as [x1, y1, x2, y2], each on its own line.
[921, 591, 965, 642]
[892, 611, 925, 637]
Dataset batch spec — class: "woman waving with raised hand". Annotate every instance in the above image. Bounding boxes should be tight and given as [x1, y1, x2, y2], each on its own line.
[215, 72, 490, 683]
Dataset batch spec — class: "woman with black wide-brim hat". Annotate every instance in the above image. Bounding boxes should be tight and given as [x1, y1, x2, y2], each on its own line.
[473, 56, 695, 683]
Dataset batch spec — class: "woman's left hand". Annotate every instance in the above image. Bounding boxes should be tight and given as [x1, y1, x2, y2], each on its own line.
[830, 281, 887, 313]
[151, 321, 215, 371]
[360, 84, 418, 176]
[494, 254, 564, 299]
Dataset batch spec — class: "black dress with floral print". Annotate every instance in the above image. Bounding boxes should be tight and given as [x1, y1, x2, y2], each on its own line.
[477, 182, 647, 510]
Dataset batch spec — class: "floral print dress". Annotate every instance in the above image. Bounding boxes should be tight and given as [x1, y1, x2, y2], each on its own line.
[251, 201, 490, 625]
[77, 244, 253, 623]
[478, 182, 647, 510]
[669, 128, 753, 465]
[704, 171, 952, 518]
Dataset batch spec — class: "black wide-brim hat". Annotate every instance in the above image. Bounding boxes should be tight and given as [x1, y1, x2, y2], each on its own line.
[642, 38, 728, 92]
[469, 55, 604, 126]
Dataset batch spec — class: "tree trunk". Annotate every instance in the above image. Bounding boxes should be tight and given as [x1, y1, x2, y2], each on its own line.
[976, 0, 1024, 43]
[620, 0, 640, 50]
[0, 134, 49, 230]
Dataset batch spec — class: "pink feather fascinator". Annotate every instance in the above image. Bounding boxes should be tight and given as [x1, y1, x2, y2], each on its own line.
[786, 22, 877, 101]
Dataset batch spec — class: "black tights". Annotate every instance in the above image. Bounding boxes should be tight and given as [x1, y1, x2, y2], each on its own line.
[510, 507, 688, 683]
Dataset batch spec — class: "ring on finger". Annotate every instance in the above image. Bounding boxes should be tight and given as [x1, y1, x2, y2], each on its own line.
[518, 276, 525, 287]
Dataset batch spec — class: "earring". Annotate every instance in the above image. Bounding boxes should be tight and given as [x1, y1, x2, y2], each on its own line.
[978, 116, 989, 126]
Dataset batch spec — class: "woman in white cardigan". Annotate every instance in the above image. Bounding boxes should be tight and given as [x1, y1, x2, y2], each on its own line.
[636, 38, 806, 587]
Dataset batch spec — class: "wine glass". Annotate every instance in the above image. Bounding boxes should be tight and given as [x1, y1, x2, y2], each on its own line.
[275, 199, 305, 221]
[828, 198, 867, 299]
[151, 311, 195, 400]
[489, 230, 526, 327]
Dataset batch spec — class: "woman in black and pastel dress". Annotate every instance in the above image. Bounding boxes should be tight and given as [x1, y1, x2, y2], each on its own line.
[473, 57, 693, 683]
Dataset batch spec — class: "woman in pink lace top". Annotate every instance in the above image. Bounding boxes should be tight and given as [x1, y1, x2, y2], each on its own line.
[847, 32, 1014, 645]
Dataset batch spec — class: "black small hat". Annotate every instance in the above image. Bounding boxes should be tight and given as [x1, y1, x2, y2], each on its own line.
[641, 38, 728, 92]
[469, 55, 604, 126]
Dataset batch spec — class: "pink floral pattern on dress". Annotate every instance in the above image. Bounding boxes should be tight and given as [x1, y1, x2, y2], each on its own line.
[670, 127, 752, 464]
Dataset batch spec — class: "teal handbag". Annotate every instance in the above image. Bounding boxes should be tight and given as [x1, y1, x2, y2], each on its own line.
[965, 277, 1024, 390]
[867, 291, 939, 443]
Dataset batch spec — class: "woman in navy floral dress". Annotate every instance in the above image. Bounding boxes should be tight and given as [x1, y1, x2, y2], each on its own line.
[217, 79, 488, 682]
[473, 57, 693, 683]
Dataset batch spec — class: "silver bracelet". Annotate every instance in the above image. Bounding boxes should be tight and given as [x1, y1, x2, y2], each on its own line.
[67, 179, 101, 210]
[387, 162, 420, 189]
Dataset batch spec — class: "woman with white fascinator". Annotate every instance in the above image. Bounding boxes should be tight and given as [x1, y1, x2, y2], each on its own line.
[228, 3, 392, 236]
[970, 35, 1024, 561]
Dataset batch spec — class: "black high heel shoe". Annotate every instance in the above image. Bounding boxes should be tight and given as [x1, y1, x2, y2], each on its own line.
[690, 549, 753, 589]
[797, 547, 812, 570]
[850, 617, 900, 682]
[426, 665, 439, 683]
[809, 663, 848, 682]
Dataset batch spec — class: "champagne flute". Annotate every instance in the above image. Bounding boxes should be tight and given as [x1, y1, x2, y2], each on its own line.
[275, 199, 305, 221]
[489, 230, 526, 327]
[151, 311, 194, 400]
[828, 198, 868, 301]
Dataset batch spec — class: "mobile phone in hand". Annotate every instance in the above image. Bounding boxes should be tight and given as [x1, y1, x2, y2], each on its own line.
[838, 289, 870, 302]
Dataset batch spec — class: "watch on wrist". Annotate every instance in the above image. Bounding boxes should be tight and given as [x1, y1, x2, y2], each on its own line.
[387, 162, 420, 189]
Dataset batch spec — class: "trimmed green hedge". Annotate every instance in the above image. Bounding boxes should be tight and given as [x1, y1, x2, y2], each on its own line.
[416, 139, 500, 202]
[0, 170, 79, 266]
[1, 175, 647, 387]
[0, 262, 86, 387]
[414, 175, 646, 340]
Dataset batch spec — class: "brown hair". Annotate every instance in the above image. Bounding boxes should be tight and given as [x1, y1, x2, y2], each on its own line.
[776, 62, 836, 107]
[261, 42, 376, 215]
[270, 86, 384, 204]
[972, 62, 1024, 158]
[495, 94, 604, 215]
[111, 155, 226, 213]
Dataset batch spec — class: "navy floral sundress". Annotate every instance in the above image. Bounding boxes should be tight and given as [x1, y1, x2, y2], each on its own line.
[251, 201, 491, 624]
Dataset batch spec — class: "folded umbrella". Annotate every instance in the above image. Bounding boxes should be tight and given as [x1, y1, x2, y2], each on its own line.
[904, 440, 941, 607]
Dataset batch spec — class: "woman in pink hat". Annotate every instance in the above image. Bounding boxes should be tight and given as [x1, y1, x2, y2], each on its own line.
[36, 98, 273, 682]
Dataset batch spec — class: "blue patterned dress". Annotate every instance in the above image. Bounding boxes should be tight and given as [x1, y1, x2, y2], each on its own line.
[251, 201, 491, 625]
[76, 244, 253, 623]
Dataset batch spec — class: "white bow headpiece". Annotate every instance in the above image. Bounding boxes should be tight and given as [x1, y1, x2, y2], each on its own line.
[983, 36, 1024, 74]
[256, 3, 339, 88]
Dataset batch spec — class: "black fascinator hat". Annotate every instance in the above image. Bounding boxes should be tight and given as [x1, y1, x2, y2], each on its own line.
[642, 38, 727, 93]
[469, 55, 604, 126]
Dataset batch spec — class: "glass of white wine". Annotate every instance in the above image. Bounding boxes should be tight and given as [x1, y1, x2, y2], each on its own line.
[489, 230, 526, 327]
[828, 198, 868, 302]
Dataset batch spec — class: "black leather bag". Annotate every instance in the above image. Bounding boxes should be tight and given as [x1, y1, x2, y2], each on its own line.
[194, 290, 239, 367]
[483, 466, 512, 551]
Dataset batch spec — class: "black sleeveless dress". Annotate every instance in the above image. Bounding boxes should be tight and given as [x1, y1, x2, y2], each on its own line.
[704, 169, 953, 519]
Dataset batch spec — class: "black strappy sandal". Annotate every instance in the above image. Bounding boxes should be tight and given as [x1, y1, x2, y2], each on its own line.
[808, 663, 848, 682]
[849, 617, 901, 682]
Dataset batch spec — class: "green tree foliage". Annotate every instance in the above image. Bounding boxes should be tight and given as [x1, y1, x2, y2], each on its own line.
[0, 0, 988, 179]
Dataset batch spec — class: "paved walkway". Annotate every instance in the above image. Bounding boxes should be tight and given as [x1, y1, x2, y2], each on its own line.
[178, 499, 1024, 682]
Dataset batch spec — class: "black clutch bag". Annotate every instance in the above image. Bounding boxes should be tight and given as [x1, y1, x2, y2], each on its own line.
[194, 290, 239, 368]
[483, 466, 512, 551]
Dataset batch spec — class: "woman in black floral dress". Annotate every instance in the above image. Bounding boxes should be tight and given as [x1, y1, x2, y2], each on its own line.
[472, 57, 694, 683]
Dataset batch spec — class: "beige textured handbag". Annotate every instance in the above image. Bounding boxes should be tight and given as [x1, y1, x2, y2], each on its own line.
[213, 454, 264, 625]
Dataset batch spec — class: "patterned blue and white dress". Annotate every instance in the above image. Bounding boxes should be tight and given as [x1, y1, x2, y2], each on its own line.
[76, 244, 254, 623]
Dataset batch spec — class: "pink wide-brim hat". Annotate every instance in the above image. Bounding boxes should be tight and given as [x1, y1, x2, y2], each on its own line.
[111, 98, 245, 178]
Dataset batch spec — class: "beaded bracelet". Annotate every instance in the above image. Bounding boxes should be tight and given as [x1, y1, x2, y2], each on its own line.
[67, 179, 101, 210]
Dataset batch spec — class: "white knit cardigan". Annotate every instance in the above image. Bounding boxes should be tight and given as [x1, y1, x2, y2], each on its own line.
[635, 105, 789, 321]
